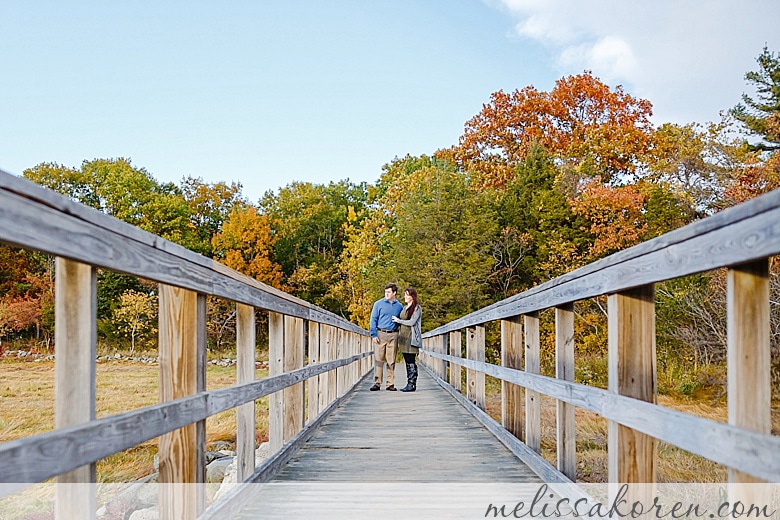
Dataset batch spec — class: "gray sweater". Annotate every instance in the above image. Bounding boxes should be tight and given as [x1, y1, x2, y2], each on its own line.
[395, 304, 422, 347]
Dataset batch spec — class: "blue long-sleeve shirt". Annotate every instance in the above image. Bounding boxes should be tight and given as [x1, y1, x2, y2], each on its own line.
[369, 298, 404, 337]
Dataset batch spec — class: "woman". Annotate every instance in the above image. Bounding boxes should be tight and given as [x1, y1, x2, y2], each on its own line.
[391, 287, 422, 392]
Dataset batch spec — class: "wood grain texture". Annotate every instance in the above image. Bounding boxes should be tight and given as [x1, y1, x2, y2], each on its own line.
[307, 322, 321, 422]
[466, 326, 486, 410]
[236, 303, 256, 481]
[158, 284, 199, 519]
[555, 304, 576, 481]
[607, 286, 657, 484]
[524, 313, 541, 455]
[196, 294, 207, 515]
[501, 317, 523, 442]
[268, 312, 284, 454]
[54, 258, 97, 519]
[421, 350, 780, 482]
[449, 330, 462, 392]
[283, 316, 305, 442]
[727, 261, 771, 485]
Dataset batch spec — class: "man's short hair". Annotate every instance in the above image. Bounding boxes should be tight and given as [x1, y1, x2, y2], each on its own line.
[384, 283, 398, 294]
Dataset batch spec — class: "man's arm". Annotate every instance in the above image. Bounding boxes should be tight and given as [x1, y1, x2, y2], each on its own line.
[369, 301, 379, 338]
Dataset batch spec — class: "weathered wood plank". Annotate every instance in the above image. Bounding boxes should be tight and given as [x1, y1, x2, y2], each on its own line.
[449, 330, 462, 392]
[607, 286, 657, 484]
[0, 352, 371, 484]
[524, 312, 541, 455]
[196, 294, 207, 515]
[327, 325, 338, 404]
[283, 316, 305, 442]
[236, 303, 256, 481]
[421, 350, 780, 482]
[54, 258, 96, 520]
[158, 284, 199, 519]
[501, 317, 523, 442]
[466, 326, 485, 410]
[307, 322, 321, 422]
[727, 261, 771, 485]
[555, 304, 576, 481]
[268, 312, 284, 454]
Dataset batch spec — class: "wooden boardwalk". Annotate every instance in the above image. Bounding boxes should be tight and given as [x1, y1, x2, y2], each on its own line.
[235, 366, 541, 518]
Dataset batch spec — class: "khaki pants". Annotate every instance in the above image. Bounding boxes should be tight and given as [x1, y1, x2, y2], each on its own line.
[374, 330, 398, 387]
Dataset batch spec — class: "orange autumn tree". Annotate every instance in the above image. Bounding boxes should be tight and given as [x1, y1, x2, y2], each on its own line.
[439, 72, 655, 188]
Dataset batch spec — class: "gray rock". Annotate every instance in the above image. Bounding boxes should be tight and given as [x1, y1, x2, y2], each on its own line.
[206, 456, 235, 483]
[129, 508, 159, 520]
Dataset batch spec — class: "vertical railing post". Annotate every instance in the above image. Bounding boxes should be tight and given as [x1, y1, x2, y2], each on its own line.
[501, 316, 524, 441]
[555, 304, 576, 481]
[727, 260, 770, 487]
[55, 258, 96, 520]
[524, 312, 541, 454]
[608, 285, 657, 484]
[449, 330, 462, 392]
[268, 312, 284, 453]
[308, 321, 321, 422]
[318, 324, 331, 413]
[283, 315, 304, 442]
[328, 325, 338, 405]
[236, 303, 256, 481]
[158, 284, 200, 520]
[466, 326, 486, 410]
[195, 294, 207, 514]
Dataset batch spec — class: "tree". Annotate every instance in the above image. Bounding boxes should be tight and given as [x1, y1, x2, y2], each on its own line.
[439, 72, 655, 188]
[212, 205, 285, 289]
[180, 176, 245, 257]
[112, 290, 158, 355]
[730, 46, 780, 152]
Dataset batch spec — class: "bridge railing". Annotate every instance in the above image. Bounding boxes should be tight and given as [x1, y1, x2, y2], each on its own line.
[420, 187, 780, 486]
[0, 170, 373, 519]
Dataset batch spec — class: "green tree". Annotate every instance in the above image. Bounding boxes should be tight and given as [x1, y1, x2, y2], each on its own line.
[112, 290, 158, 354]
[180, 176, 245, 256]
[731, 46, 780, 152]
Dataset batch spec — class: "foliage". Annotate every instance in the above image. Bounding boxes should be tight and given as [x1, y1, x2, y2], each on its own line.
[730, 46, 780, 152]
[111, 290, 158, 354]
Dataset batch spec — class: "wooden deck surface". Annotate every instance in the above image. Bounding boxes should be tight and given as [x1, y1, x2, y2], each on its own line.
[235, 366, 542, 518]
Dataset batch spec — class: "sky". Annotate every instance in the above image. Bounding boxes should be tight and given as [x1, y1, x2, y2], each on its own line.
[1, 1, 778, 204]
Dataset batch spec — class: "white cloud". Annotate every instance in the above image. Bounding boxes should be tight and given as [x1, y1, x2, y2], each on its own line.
[488, 0, 780, 124]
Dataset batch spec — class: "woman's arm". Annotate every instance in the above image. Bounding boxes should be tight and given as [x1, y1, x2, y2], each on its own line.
[392, 305, 421, 326]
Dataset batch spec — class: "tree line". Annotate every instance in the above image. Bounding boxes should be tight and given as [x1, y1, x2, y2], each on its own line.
[1, 48, 778, 387]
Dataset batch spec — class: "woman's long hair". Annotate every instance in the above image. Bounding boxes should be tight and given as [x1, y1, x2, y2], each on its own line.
[404, 287, 419, 318]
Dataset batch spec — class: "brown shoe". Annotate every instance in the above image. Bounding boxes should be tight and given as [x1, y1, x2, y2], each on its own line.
[370, 384, 380, 391]
[386, 385, 397, 391]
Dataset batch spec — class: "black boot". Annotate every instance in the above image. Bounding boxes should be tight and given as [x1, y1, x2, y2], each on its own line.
[401, 363, 417, 392]
[400, 363, 414, 392]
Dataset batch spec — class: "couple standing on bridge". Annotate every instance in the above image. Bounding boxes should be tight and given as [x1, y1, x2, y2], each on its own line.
[368, 283, 422, 392]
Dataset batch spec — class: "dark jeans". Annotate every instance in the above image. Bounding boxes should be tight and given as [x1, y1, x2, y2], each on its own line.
[402, 353, 417, 364]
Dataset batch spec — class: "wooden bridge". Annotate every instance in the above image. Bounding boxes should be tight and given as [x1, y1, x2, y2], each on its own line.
[0, 169, 779, 519]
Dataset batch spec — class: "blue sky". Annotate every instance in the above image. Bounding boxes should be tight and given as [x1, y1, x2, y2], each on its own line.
[1, 1, 778, 203]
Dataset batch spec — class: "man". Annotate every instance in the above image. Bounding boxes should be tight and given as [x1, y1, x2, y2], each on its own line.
[369, 283, 404, 391]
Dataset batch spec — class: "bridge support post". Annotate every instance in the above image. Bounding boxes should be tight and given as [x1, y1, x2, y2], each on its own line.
[608, 285, 656, 484]
[236, 303, 256, 481]
[158, 284, 200, 520]
[466, 326, 485, 410]
[524, 312, 541, 454]
[268, 312, 284, 453]
[727, 260, 770, 491]
[555, 304, 576, 481]
[449, 330, 462, 392]
[308, 322, 321, 423]
[284, 316, 305, 442]
[501, 316, 524, 442]
[55, 258, 96, 520]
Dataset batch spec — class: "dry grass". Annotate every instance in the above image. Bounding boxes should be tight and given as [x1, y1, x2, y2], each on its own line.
[0, 358, 269, 483]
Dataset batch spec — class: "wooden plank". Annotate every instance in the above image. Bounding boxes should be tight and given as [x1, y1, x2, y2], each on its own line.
[449, 331, 462, 392]
[501, 316, 523, 442]
[318, 325, 330, 413]
[236, 303, 256, 481]
[201, 370, 373, 520]
[328, 325, 338, 404]
[607, 285, 656, 484]
[54, 258, 96, 520]
[336, 328, 346, 397]
[307, 322, 321, 422]
[421, 349, 780, 482]
[158, 284, 199, 520]
[524, 313, 540, 454]
[555, 304, 576, 481]
[268, 312, 284, 454]
[466, 327, 485, 410]
[727, 260, 771, 485]
[196, 294, 207, 515]
[283, 316, 305, 442]
[0, 353, 371, 484]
